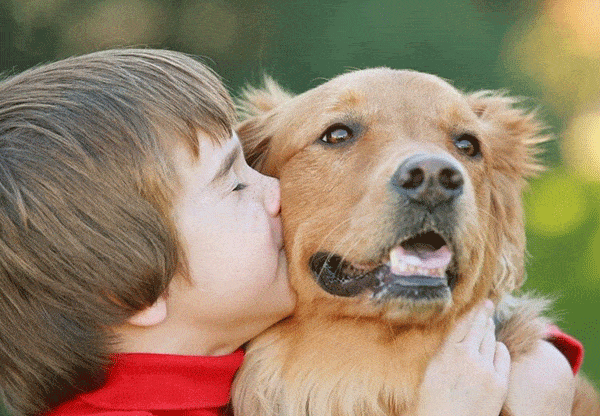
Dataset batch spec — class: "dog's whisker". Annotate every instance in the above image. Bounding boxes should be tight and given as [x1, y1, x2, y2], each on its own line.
[313, 217, 355, 256]
[307, 217, 357, 281]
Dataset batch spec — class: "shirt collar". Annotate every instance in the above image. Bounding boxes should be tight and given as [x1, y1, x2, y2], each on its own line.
[78, 351, 244, 411]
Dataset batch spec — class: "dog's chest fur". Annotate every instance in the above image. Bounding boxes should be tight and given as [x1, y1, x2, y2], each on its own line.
[234, 316, 444, 415]
[233, 296, 547, 416]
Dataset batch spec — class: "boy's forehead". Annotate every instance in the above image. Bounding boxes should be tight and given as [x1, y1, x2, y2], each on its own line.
[172, 131, 239, 180]
[197, 130, 239, 159]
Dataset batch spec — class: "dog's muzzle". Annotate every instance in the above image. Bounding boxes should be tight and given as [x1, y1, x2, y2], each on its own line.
[308, 154, 464, 302]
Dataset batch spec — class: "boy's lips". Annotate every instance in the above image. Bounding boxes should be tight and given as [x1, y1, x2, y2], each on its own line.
[273, 217, 284, 249]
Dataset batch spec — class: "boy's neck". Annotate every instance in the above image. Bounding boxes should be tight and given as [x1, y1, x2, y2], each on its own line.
[112, 289, 288, 356]
[113, 320, 248, 356]
[112, 305, 290, 356]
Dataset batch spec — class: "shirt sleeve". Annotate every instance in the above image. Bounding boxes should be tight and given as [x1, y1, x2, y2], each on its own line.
[53, 412, 155, 416]
[545, 325, 584, 375]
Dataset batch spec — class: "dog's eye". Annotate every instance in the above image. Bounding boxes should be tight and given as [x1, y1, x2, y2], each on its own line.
[320, 124, 353, 144]
[453, 133, 481, 158]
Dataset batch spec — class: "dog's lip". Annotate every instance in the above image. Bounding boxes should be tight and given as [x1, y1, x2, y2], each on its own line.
[310, 230, 458, 298]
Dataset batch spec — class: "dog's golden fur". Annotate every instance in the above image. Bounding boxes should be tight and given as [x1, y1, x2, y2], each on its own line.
[232, 68, 599, 416]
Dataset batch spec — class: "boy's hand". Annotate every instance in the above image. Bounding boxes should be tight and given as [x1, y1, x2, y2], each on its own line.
[504, 339, 575, 416]
[415, 300, 511, 416]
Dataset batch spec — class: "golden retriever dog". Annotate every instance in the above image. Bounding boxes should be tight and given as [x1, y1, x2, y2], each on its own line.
[231, 68, 599, 416]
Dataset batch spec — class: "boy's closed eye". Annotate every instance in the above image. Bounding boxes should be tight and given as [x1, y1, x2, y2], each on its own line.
[232, 183, 248, 192]
[211, 146, 242, 184]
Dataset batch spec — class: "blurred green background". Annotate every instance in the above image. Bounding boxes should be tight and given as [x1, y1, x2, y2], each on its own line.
[1, 0, 599, 408]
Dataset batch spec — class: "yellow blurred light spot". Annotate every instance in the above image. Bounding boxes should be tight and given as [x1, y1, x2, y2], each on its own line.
[501, 11, 600, 117]
[547, 0, 600, 55]
[525, 172, 589, 236]
[62, 0, 166, 53]
[563, 112, 600, 181]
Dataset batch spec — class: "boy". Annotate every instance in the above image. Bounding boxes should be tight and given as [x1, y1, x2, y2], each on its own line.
[0, 48, 295, 415]
[0, 49, 576, 416]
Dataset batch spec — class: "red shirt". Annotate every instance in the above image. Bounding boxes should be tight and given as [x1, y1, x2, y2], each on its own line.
[47, 351, 244, 416]
[46, 328, 583, 416]
[547, 325, 584, 375]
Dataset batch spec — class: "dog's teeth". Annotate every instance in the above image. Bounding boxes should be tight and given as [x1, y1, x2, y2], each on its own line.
[388, 248, 448, 277]
[387, 263, 446, 277]
[390, 247, 449, 273]
[389, 249, 405, 274]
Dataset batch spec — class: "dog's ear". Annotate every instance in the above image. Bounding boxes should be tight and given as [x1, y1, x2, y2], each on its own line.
[467, 91, 548, 179]
[237, 76, 294, 118]
[236, 76, 295, 172]
[467, 91, 550, 295]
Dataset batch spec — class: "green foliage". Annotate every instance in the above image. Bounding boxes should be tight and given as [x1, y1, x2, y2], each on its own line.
[0, 398, 7, 416]
[525, 176, 600, 381]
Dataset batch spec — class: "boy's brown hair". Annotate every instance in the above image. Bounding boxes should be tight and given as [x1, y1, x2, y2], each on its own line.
[0, 49, 235, 416]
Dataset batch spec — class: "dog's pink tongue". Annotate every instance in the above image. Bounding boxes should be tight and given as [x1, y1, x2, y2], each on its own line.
[389, 245, 452, 274]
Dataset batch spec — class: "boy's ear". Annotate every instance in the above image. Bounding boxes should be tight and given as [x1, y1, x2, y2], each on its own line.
[127, 296, 167, 327]
[236, 76, 294, 173]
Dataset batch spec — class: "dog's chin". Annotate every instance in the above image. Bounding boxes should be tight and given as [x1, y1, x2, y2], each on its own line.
[309, 231, 459, 308]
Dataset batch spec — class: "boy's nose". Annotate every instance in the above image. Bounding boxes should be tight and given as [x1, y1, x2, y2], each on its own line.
[264, 177, 281, 217]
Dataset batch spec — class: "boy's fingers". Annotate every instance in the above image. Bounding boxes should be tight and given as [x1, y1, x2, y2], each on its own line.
[461, 300, 494, 346]
[446, 300, 493, 344]
[445, 309, 477, 344]
[493, 341, 511, 378]
[479, 317, 497, 359]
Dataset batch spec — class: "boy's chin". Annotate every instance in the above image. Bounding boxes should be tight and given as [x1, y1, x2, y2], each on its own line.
[253, 293, 296, 337]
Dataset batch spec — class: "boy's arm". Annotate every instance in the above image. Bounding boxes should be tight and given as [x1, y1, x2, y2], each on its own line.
[504, 326, 581, 416]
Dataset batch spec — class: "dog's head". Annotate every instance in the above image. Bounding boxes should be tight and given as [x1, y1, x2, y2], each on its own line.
[237, 68, 545, 324]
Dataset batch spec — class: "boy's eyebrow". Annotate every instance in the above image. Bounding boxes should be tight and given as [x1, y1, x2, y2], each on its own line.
[210, 145, 241, 184]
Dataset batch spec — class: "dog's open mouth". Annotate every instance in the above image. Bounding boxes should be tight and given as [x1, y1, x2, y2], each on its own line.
[309, 231, 458, 301]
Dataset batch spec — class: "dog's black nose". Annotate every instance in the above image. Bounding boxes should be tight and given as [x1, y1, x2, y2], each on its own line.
[392, 154, 464, 207]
